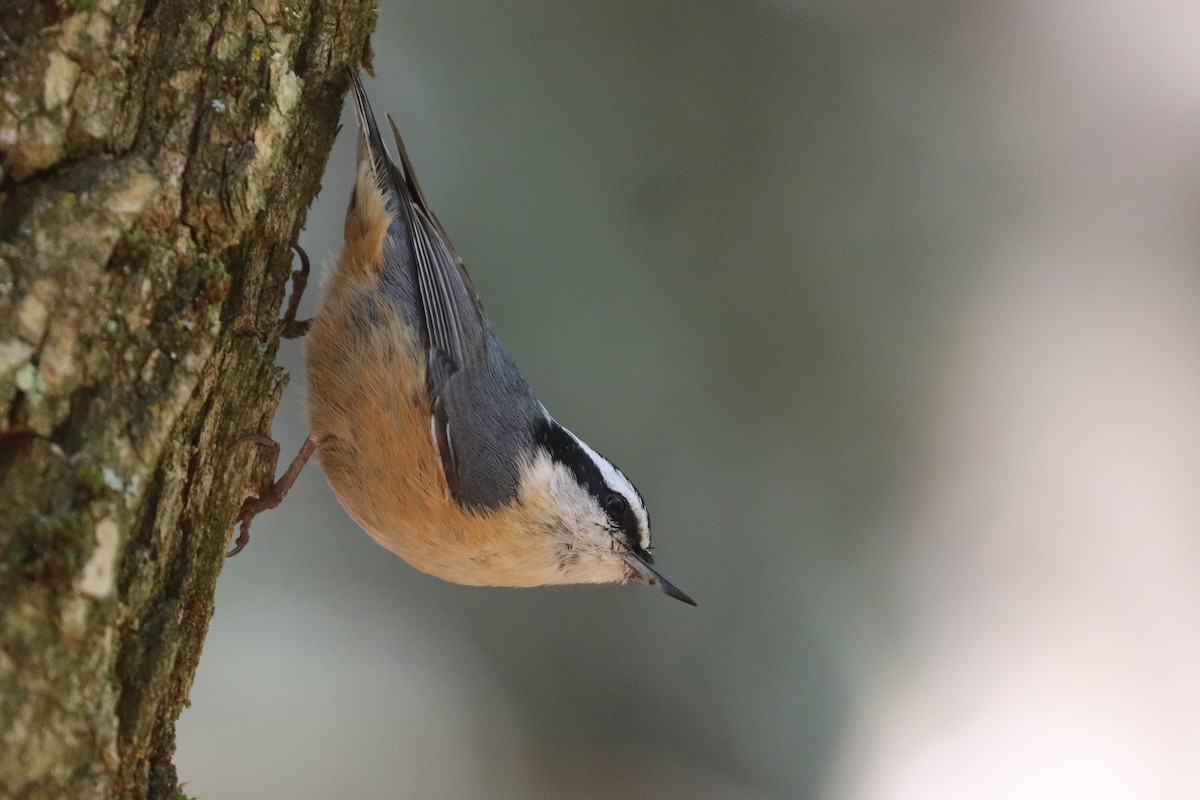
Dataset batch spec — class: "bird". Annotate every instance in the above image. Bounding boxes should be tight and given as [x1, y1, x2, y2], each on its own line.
[232, 69, 694, 606]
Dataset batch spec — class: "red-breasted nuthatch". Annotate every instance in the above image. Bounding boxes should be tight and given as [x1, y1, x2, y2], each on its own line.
[234, 70, 694, 606]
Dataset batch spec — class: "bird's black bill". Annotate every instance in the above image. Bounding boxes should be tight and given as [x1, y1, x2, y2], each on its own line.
[622, 552, 697, 607]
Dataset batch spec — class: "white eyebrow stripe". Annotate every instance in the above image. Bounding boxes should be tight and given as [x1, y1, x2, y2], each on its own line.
[563, 428, 650, 550]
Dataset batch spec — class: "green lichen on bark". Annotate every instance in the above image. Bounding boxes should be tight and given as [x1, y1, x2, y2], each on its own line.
[0, 0, 377, 797]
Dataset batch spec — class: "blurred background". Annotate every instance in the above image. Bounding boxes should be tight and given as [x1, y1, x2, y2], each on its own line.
[176, 1, 1200, 798]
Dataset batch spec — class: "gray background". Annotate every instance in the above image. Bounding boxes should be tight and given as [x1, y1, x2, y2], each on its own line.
[177, 2, 1200, 798]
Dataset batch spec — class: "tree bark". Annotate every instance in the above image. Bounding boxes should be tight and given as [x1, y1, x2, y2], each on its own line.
[0, 0, 375, 797]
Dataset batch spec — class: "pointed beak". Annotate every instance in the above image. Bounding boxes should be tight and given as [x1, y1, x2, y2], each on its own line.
[622, 551, 697, 606]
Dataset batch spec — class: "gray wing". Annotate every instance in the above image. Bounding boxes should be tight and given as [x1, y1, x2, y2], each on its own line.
[435, 330, 544, 509]
[348, 71, 543, 510]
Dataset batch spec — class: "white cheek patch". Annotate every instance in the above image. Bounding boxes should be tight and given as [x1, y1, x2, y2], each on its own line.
[518, 452, 603, 532]
[517, 448, 555, 497]
[511, 452, 631, 585]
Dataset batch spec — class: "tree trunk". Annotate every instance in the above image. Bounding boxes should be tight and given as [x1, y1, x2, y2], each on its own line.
[0, 0, 375, 796]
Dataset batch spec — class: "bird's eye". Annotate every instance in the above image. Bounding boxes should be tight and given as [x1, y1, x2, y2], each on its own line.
[603, 493, 628, 517]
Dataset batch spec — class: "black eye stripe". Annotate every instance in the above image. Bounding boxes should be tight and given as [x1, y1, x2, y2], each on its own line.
[603, 492, 628, 517]
[533, 419, 606, 499]
[534, 419, 645, 548]
[601, 491, 637, 531]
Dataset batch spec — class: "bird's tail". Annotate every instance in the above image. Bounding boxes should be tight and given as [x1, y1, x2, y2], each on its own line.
[346, 68, 439, 218]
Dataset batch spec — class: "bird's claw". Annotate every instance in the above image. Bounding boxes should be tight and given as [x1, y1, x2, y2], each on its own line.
[228, 433, 319, 557]
[280, 244, 313, 340]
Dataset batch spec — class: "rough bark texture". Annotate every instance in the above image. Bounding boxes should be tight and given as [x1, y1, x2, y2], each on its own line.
[0, 0, 376, 797]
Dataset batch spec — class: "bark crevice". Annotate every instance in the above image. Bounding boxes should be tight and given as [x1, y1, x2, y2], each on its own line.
[0, 0, 375, 797]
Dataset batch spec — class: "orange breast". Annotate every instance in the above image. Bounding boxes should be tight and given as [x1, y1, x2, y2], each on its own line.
[304, 279, 561, 587]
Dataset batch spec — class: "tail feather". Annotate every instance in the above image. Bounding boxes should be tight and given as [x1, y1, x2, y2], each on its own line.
[343, 68, 486, 366]
[386, 114, 434, 221]
[346, 68, 411, 212]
